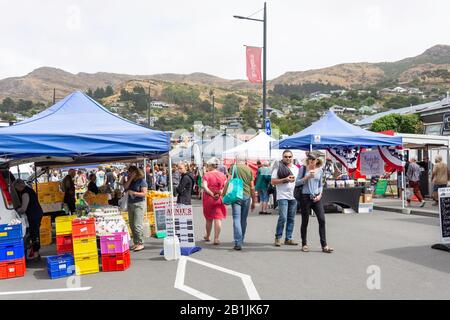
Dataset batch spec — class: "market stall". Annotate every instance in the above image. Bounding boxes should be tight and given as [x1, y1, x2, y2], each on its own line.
[272, 111, 404, 213]
[0, 91, 174, 279]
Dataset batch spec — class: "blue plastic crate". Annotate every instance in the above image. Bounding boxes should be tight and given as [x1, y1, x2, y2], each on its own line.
[0, 240, 25, 261]
[0, 224, 23, 243]
[47, 254, 75, 279]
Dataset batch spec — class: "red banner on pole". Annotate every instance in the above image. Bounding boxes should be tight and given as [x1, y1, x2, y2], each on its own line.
[246, 46, 262, 83]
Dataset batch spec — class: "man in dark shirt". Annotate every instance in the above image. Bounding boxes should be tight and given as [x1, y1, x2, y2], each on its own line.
[62, 169, 76, 214]
[176, 163, 194, 205]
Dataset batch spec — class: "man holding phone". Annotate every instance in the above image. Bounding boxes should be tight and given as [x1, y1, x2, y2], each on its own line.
[271, 150, 299, 247]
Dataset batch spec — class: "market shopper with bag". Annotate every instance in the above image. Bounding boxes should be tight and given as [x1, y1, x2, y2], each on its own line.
[255, 161, 272, 215]
[432, 155, 449, 205]
[202, 158, 228, 245]
[297, 153, 334, 253]
[224, 156, 256, 251]
[123, 166, 148, 252]
[271, 150, 299, 247]
[406, 158, 425, 207]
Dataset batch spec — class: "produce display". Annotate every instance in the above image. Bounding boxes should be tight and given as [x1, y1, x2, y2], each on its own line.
[83, 191, 109, 206]
[88, 206, 128, 237]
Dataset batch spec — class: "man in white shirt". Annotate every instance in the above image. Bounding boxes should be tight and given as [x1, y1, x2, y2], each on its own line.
[271, 150, 299, 247]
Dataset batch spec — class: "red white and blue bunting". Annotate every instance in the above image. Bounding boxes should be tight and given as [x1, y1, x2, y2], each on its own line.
[377, 146, 404, 172]
[327, 147, 361, 173]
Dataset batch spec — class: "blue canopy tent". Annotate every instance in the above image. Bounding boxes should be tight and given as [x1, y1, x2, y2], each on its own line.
[272, 111, 402, 151]
[0, 91, 170, 166]
[271, 111, 406, 209]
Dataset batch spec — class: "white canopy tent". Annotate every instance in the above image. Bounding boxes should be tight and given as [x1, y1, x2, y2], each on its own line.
[222, 131, 306, 162]
[201, 133, 242, 160]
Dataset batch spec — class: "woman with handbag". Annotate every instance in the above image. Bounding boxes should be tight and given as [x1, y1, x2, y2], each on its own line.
[202, 158, 227, 245]
[297, 153, 334, 253]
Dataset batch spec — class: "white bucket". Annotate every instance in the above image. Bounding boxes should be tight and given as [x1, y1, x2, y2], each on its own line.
[164, 235, 181, 260]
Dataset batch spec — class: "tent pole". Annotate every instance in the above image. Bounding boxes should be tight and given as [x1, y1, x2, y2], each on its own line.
[34, 164, 38, 199]
[151, 160, 155, 190]
[402, 148, 406, 209]
[144, 158, 147, 181]
[310, 144, 312, 153]
[168, 155, 178, 260]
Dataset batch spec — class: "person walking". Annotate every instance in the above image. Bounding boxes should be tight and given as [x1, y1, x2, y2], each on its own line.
[406, 158, 425, 207]
[14, 179, 44, 260]
[271, 150, 299, 247]
[96, 166, 106, 188]
[432, 155, 449, 205]
[123, 166, 148, 252]
[226, 156, 256, 250]
[172, 164, 181, 197]
[62, 169, 76, 214]
[176, 163, 194, 205]
[255, 161, 272, 215]
[202, 158, 228, 245]
[297, 153, 334, 253]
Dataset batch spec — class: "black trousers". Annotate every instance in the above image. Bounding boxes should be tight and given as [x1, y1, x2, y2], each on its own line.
[64, 196, 76, 213]
[27, 213, 43, 252]
[300, 194, 327, 248]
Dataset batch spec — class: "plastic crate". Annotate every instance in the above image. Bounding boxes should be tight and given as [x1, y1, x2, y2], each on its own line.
[47, 254, 75, 279]
[55, 215, 77, 235]
[73, 237, 97, 257]
[74, 253, 99, 275]
[40, 216, 52, 231]
[40, 229, 52, 246]
[100, 232, 129, 254]
[0, 257, 26, 280]
[0, 240, 24, 261]
[0, 224, 23, 243]
[101, 250, 130, 272]
[72, 218, 96, 239]
[56, 235, 73, 254]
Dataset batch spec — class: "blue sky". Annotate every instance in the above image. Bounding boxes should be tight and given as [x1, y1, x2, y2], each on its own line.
[0, 0, 449, 80]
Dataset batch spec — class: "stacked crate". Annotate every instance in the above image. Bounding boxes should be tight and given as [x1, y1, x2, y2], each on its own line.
[99, 232, 130, 272]
[55, 215, 77, 254]
[40, 215, 52, 246]
[47, 254, 75, 279]
[0, 223, 25, 280]
[72, 217, 99, 275]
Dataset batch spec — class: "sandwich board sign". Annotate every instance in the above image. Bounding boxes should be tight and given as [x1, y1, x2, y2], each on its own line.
[432, 188, 450, 252]
[165, 204, 196, 248]
[152, 197, 176, 238]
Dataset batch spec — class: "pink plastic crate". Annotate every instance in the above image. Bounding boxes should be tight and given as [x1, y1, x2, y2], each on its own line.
[100, 232, 130, 254]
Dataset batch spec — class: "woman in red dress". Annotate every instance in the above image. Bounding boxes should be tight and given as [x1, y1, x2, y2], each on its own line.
[202, 158, 228, 245]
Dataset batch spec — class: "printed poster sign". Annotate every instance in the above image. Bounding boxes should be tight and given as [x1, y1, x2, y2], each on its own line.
[438, 188, 450, 244]
[165, 204, 196, 248]
[360, 150, 385, 176]
[152, 197, 176, 237]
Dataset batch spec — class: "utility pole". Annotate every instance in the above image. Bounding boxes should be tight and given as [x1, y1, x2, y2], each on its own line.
[233, 2, 267, 129]
[53, 88, 56, 104]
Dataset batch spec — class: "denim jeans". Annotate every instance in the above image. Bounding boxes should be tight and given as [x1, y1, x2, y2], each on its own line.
[275, 199, 297, 241]
[231, 196, 251, 246]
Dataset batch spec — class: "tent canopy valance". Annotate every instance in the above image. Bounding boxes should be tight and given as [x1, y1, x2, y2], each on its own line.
[271, 111, 403, 150]
[0, 91, 170, 166]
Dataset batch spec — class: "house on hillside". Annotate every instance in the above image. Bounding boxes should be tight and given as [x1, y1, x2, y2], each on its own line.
[150, 101, 170, 109]
[257, 107, 285, 118]
[330, 89, 347, 96]
[359, 105, 377, 115]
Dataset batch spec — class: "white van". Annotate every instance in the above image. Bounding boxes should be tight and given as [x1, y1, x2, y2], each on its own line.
[0, 169, 28, 237]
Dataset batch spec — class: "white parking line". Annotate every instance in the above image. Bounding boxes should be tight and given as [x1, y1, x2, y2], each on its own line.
[0, 287, 92, 296]
[174, 256, 261, 300]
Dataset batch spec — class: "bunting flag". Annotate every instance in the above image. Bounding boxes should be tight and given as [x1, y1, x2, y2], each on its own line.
[246, 46, 262, 83]
[378, 146, 404, 172]
[327, 147, 361, 173]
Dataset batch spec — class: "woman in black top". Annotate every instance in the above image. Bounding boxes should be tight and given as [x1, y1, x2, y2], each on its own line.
[14, 179, 44, 261]
[87, 173, 99, 195]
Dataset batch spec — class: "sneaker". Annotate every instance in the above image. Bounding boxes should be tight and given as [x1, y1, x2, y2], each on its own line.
[134, 244, 145, 252]
[233, 245, 242, 251]
[274, 238, 282, 247]
[420, 201, 426, 208]
[284, 239, 299, 246]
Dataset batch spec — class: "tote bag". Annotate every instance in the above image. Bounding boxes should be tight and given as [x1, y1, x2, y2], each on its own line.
[223, 165, 244, 205]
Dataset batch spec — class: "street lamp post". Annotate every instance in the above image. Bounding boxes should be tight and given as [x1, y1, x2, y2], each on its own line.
[209, 89, 215, 128]
[234, 2, 267, 129]
[147, 85, 151, 127]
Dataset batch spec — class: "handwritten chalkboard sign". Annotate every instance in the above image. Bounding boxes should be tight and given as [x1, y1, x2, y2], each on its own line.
[438, 188, 450, 243]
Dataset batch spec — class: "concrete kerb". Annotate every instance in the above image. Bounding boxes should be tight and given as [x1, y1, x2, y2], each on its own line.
[374, 205, 438, 218]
